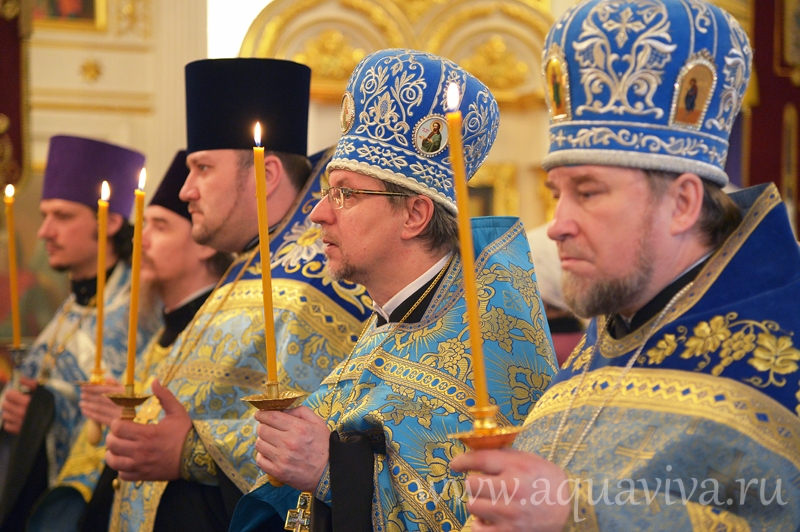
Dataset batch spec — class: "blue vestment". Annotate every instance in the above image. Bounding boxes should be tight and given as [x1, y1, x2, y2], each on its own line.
[515, 184, 800, 530]
[110, 149, 372, 532]
[9, 262, 158, 479]
[231, 217, 558, 531]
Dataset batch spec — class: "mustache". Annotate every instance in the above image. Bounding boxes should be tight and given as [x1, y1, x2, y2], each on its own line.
[320, 232, 338, 246]
[556, 242, 589, 261]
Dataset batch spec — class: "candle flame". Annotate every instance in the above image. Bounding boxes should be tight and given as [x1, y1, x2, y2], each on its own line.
[101, 181, 110, 201]
[446, 83, 460, 113]
[138, 168, 146, 190]
[254, 122, 262, 147]
[4, 184, 14, 198]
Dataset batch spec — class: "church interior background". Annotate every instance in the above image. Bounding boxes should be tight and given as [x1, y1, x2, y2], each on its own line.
[0, 0, 797, 377]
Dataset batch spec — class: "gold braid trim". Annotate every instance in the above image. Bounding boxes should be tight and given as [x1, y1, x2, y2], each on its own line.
[172, 360, 268, 391]
[529, 367, 800, 470]
[193, 420, 252, 493]
[180, 428, 218, 484]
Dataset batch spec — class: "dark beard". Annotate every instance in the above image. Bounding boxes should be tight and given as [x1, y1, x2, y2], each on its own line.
[562, 261, 653, 319]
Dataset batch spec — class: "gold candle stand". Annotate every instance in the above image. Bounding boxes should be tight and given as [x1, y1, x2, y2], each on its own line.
[6, 344, 28, 391]
[106, 384, 151, 421]
[242, 380, 303, 411]
[449, 405, 522, 450]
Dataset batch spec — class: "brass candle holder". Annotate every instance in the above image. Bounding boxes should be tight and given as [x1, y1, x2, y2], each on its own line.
[449, 405, 522, 450]
[0, 345, 28, 432]
[106, 384, 150, 491]
[242, 380, 304, 411]
[106, 384, 151, 421]
[5, 344, 28, 390]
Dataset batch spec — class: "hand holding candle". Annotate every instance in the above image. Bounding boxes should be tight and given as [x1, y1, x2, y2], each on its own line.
[446, 83, 488, 410]
[4, 185, 20, 349]
[253, 123, 278, 386]
[125, 170, 145, 394]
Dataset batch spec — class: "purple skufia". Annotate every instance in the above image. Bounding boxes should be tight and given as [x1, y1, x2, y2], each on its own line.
[42, 135, 145, 218]
[149, 150, 190, 221]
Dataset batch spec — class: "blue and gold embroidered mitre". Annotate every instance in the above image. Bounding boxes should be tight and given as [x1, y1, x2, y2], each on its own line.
[328, 48, 500, 213]
[542, 0, 752, 186]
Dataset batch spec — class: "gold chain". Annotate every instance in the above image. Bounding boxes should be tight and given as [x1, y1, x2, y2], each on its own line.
[159, 250, 257, 387]
[329, 254, 454, 399]
[547, 282, 694, 470]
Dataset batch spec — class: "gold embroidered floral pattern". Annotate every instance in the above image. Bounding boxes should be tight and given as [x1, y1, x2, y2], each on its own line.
[748, 333, 800, 387]
[680, 316, 731, 363]
[419, 338, 471, 380]
[381, 394, 456, 429]
[481, 307, 515, 352]
[424, 440, 465, 502]
[509, 366, 552, 421]
[571, 346, 594, 371]
[795, 384, 800, 416]
[271, 218, 324, 271]
[642, 334, 677, 365]
[715, 330, 756, 375]
[647, 313, 799, 388]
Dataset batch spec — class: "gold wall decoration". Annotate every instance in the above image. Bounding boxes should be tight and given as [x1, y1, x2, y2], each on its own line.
[80, 59, 102, 82]
[460, 36, 528, 90]
[292, 29, 366, 82]
[532, 166, 555, 222]
[468, 162, 518, 217]
[116, 0, 150, 37]
[387, 0, 447, 24]
[1, 0, 20, 21]
[240, 0, 552, 108]
[0, 114, 20, 186]
[776, 0, 800, 86]
[710, 0, 754, 37]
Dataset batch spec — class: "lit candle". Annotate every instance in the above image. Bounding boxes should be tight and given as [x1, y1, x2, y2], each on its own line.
[125, 169, 145, 391]
[446, 83, 488, 409]
[253, 123, 278, 382]
[93, 181, 110, 380]
[4, 185, 20, 348]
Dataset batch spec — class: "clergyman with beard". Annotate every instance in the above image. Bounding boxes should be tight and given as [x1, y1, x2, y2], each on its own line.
[103, 58, 372, 532]
[451, 1, 800, 530]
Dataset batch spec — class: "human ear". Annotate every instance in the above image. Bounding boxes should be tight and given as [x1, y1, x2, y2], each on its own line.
[106, 212, 124, 237]
[262, 154, 284, 196]
[669, 173, 704, 236]
[401, 195, 435, 241]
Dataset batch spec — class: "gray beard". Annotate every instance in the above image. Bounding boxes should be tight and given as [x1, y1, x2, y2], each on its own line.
[561, 226, 656, 320]
[325, 260, 365, 285]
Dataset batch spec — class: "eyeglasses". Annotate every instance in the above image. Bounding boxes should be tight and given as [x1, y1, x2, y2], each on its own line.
[320, 186, 408, 210]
